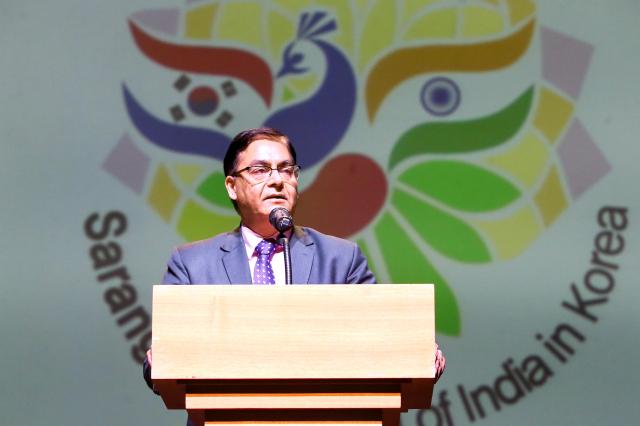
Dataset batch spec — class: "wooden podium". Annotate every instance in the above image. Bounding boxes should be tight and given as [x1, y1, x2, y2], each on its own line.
[151, 284, 435, 426]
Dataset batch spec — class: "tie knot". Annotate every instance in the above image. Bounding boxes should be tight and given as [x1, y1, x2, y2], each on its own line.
[255, 239, 277, 257]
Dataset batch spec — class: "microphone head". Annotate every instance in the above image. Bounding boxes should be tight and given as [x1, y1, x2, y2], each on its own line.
[269, 207, 294, 233]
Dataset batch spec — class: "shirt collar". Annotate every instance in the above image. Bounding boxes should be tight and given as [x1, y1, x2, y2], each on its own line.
[241, 225, 264, 259]
[240, 225, 291, 259]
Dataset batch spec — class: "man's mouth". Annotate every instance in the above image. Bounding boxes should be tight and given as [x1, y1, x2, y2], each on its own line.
[264, 195, 286, 201]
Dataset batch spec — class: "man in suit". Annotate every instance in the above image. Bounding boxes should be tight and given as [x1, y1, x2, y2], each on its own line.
[143, 127, 444, 397]
[160, 126, 375, 286]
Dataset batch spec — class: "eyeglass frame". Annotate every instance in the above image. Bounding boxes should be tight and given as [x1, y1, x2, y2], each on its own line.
[232, 164, 301, 183]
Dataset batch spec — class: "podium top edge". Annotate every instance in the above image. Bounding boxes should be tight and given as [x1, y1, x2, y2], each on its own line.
[152, 283, 435, 286]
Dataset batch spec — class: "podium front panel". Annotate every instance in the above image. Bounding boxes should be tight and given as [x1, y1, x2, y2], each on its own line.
[152, 284, 435, 380]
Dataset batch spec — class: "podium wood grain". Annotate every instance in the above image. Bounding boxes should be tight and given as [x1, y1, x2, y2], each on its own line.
[152, 284, 435, 381]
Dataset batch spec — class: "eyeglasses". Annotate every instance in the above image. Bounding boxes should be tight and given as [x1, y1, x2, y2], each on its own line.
[233, 164, 301, 183]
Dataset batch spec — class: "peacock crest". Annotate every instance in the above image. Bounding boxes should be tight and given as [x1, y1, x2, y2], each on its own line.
[277, 11, 338, 78]
[296, 11, 337, 41]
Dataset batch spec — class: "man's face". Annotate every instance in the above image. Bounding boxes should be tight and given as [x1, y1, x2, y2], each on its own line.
[225, 139, 298, 234]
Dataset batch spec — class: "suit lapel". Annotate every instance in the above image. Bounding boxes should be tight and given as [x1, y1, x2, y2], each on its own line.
[220, 229, 252, 284]
[291, 226, 314, 284]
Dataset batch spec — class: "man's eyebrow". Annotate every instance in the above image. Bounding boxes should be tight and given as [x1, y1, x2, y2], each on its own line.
[247, 160, 294, 167]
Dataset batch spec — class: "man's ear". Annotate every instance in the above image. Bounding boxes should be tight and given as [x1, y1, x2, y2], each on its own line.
[225, 176, 238, 201]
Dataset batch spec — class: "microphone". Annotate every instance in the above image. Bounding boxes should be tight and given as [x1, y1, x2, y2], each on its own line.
[270, 207, 294, 285]
[269, 207, 294, 233]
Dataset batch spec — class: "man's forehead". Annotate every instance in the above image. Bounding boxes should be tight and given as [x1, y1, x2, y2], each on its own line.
[239, 139, 293, 163]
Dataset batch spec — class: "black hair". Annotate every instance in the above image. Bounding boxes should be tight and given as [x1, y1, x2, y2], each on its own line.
[223, 127, 297, 176]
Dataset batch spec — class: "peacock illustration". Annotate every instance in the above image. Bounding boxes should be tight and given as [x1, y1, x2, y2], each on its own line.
[120, 7, 383, 242]
[264, 11, 356, 169]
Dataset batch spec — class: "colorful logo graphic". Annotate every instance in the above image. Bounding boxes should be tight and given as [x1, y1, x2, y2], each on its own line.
[105, 0, 610, 336]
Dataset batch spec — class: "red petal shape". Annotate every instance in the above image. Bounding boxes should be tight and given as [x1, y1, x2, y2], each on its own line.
[129, 20, 273, 106]
[296, 154, 387, 238]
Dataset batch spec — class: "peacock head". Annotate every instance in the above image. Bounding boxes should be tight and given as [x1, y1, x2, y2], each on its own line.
[276, 11, 337, 79]
[277, 43, 308, 78]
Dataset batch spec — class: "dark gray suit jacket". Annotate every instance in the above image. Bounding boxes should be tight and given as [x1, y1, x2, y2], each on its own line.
[144, 226, 375, 392]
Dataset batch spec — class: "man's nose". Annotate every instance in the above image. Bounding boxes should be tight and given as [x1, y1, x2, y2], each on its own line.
[266, 168, 284, 185]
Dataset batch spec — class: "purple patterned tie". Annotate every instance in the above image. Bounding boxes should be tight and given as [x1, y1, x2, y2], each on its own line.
[253, 239, 277, 284]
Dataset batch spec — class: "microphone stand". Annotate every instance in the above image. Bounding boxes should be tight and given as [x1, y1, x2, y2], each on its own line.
[277, 232, 292, 285]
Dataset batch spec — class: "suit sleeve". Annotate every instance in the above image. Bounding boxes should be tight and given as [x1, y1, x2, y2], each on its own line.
[162, 247, 192, 284]
[347, 244, 377, 284]
[142, 355, 159, 394]
[144, 248, 193, 394]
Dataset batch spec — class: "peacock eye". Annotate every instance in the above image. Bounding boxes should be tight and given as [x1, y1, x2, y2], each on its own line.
[420, 77, 461, 117]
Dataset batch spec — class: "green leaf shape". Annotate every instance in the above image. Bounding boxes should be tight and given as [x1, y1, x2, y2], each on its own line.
[196, 172, 234, 209]
[374, 212, 460, 335]
[388, 86, 534, 170]
[177, 200, 238, 242]
[399, 160, 521, 212]
[392, 189, 491, 263]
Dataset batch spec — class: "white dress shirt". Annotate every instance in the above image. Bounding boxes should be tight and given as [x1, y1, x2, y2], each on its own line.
[241, 225, 289, 285]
